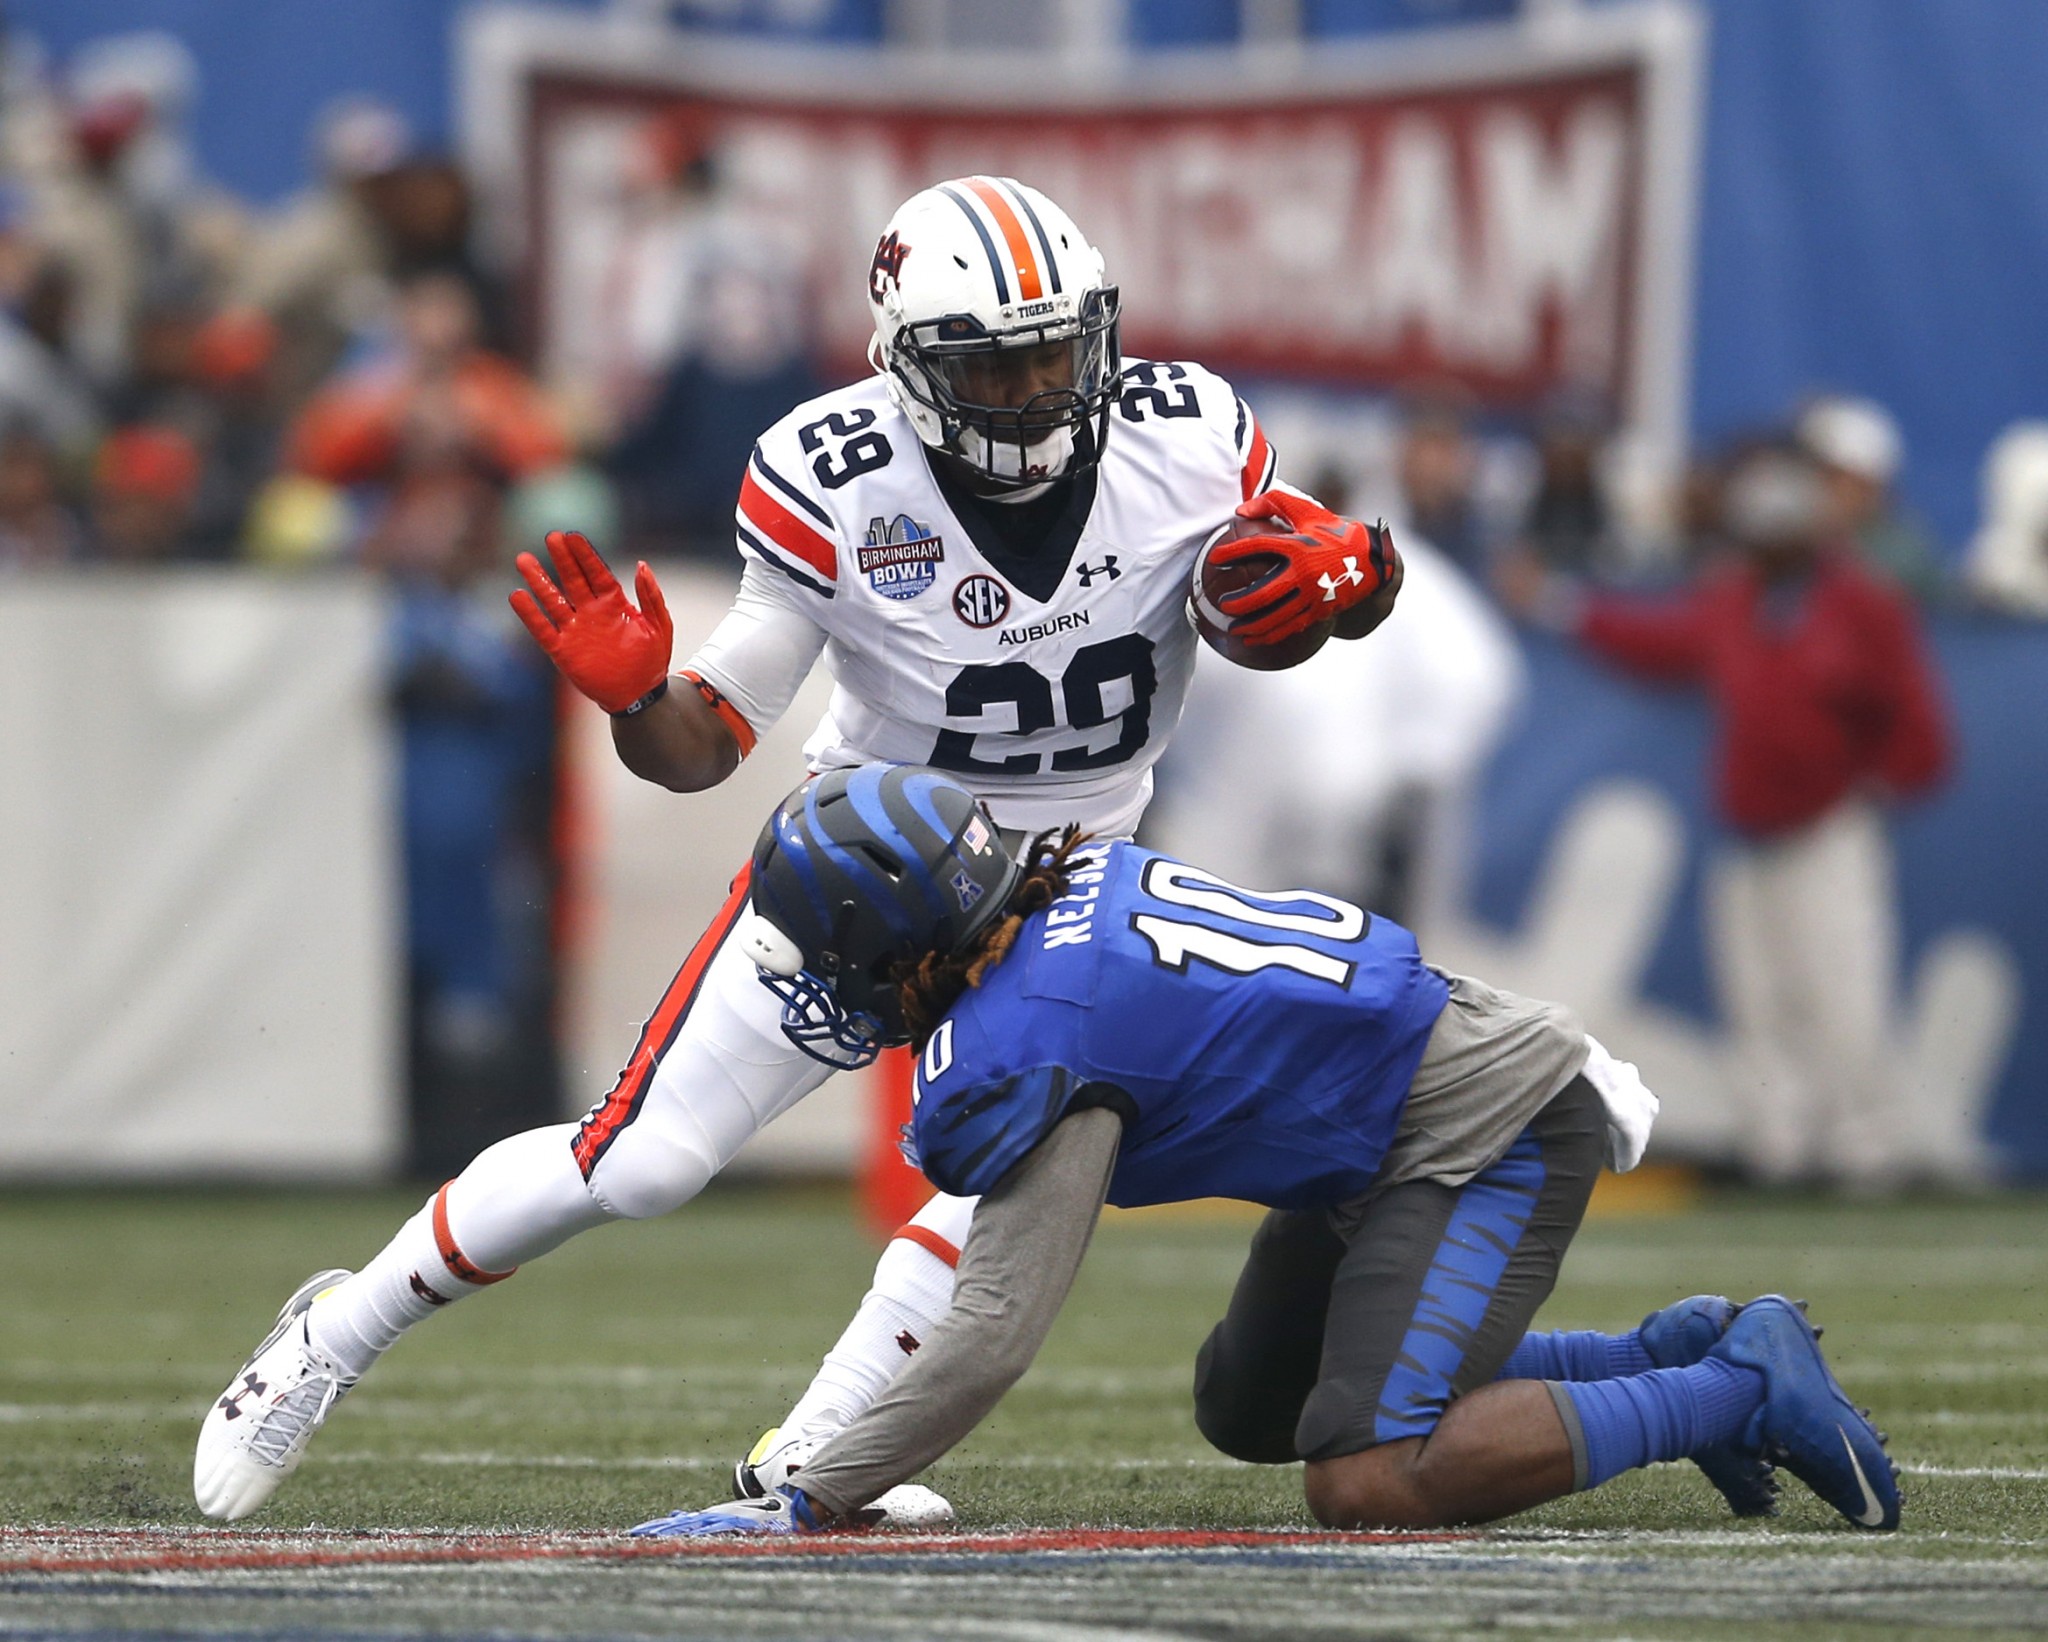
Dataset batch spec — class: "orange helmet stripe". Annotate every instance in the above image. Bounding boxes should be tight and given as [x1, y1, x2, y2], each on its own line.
[964, 177, 1045, 303]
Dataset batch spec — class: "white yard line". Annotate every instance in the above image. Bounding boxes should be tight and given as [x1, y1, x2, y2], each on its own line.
[314, 1448, 2048, 1488]
[1854, 1323, 2048, 1345]
[1561, 1247, 2048, 1284]
[0, 1402, 165, 1422]
[323, 1450, 723, 1470]
[1831, 1357, 2048, 1383]
[317, 1451, 1270, 1473]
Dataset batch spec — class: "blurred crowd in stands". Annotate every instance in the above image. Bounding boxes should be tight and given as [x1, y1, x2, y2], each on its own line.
[0, 39, 576, 576]
[6, 32, 2047, 607]
[0, 35, 602, 1169]
[2, 29, 2038, 1184]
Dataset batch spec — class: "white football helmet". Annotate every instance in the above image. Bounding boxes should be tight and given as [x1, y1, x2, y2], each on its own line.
[867, 176, 1121, 488]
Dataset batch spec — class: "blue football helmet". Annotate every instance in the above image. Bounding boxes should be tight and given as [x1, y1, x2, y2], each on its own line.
[739, 765, 1021, 1068]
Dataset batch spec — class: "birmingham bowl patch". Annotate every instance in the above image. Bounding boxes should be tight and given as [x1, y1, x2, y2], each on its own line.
[859, 515, 944, 601]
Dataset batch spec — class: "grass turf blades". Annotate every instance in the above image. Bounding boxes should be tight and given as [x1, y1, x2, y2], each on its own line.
[2, 1185, 2046, 1638]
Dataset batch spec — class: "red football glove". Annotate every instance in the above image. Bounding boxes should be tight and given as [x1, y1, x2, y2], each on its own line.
[509, 530, 673, 714]
[1211, 490, 1398, 646]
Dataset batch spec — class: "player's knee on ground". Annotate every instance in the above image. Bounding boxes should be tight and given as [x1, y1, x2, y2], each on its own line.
[1190, 1327, 1306, 1465]
[1302, 1440, 1445, 1530]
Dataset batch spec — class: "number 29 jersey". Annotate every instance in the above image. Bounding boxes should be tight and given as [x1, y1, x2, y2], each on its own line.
[721, 360, 1279, 838]
[907, 841, 1453, 1210]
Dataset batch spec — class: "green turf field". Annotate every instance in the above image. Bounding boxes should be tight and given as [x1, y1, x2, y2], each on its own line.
[4, 1184, 2047, 1639]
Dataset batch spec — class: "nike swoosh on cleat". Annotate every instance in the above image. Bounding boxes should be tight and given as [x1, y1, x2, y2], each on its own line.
[1840, 1426, 1887, 1526]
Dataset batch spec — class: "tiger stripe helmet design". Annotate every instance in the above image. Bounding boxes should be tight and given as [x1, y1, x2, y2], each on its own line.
[867, 176, 1121, 489]
[741, 765, 1022, 1068]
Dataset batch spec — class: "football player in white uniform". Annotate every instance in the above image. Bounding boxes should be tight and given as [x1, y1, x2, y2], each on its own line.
[193, 176, 1399, 1524]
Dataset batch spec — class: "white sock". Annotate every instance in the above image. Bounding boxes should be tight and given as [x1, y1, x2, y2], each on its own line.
[305, 1194, 494, 1379]
[307, 1123, 611, 1380]
[441, 1121, 613, 1270]
[778, 1198, 971, 1441]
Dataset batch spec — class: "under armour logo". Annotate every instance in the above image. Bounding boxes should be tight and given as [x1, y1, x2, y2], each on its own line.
[1076, 556, 1121, 587]
[1318, 557, 1366, 601]
[217, 1371, 268, 1421]
[895, 1329, 922, 1356]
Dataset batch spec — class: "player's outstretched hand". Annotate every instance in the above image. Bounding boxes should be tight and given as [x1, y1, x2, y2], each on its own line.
[509, 529, 673, 715]
[628, 1486, 831, 1538]
[1214, 490, 1397, 646]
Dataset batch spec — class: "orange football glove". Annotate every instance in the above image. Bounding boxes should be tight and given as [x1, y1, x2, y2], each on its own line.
[1211, 490, 1398, 646]
[509, 529, 673, 714]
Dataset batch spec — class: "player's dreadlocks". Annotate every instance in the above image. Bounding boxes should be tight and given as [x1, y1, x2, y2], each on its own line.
[895, 824, 1093, 1051]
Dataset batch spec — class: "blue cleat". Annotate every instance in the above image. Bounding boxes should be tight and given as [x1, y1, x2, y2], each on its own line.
[1638, 1295, 1779, 1518]
[1709, 1294, 1901, 1531]
[1639, 1293, 1739, 1367]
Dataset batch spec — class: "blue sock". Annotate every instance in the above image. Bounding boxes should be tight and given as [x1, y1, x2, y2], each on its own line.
[1553, 1359, 1764, 1489]
[1500, 1328, 1655, 1382]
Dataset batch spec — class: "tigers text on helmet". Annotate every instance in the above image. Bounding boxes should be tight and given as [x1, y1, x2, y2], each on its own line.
[867, 176, 1120, 489]
[740, 765, 1022, 1069]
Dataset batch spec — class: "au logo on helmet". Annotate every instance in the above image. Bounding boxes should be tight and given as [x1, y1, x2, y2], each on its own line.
[866, 177, 1120, 490]
[869, 231, 911, 303]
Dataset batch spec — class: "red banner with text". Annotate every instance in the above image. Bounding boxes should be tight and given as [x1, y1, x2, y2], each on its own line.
[528, 60, 1659, 420]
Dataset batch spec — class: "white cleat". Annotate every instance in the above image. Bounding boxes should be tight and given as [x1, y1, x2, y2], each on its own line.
[732, 1425, 956, 1532]
[193, 1269, 355, 1521]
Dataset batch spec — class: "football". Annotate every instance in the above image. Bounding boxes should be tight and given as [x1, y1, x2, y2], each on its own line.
[1186, 513, 1336, 671]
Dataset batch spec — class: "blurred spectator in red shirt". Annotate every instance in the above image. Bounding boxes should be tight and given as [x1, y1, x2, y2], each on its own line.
[1503, 440, 1953, 1189]
[88, 423, 202, 561]
[0, 429, 83, 568]
[1796, 393, 1947, 604]
[286, 270, 567, 493]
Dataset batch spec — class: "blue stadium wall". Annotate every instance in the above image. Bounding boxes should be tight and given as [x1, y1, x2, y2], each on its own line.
[1477, 621, 2048, 1178]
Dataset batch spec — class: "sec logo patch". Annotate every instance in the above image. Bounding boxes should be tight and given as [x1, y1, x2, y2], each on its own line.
[952, 575, 1011, 629]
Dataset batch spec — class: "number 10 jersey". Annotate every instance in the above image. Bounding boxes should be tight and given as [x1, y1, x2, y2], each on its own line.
[907, 840, 1452, 1209]
[706, 359, 1280, 838]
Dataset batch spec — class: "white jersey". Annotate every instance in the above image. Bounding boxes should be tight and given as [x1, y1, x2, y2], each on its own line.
[686, 360, 1280, 837]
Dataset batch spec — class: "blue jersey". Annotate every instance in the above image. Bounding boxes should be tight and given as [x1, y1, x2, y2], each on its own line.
[908, 841, 1451, 1210]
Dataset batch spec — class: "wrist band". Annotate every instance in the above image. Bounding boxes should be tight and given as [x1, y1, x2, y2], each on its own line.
[611, 677, 670, 718]
[681, 669, 760, 758]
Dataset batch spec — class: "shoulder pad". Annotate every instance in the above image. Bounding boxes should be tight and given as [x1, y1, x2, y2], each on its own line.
[1114, 360, 1276, 501]
[738, 382, 905, 601]
[913, 1056, 1079, 1200]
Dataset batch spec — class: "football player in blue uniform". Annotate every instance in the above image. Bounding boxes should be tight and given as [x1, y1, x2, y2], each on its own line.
[633, 764, 1902, 1537]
